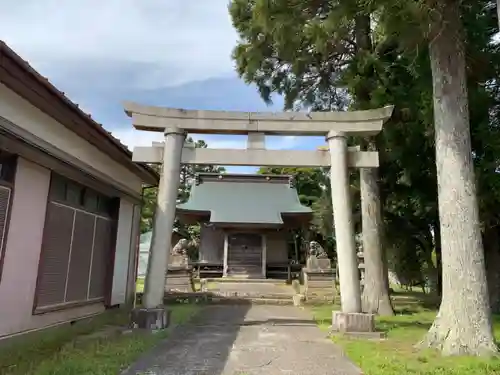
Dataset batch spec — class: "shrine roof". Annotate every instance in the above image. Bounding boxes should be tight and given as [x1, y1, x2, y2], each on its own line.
[177, 173, 312, 225]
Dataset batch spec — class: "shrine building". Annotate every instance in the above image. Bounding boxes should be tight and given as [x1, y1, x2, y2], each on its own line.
[177, 173, 312, 279]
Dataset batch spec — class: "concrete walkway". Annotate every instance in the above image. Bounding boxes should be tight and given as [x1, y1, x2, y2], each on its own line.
[122, 305, 361, 375]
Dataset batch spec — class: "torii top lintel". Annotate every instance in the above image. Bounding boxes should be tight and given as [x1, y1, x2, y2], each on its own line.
[123, 101, 394, 136]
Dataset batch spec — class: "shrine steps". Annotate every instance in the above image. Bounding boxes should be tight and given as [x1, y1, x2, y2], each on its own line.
[204, 277, 288, 284]
[136, 291, 335, 306]
[155, 291, 295, 306]
[226, 265, 263, 279]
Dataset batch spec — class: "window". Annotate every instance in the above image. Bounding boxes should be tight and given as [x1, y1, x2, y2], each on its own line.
[97, 195, 117, 217]
[0, 151, 17, 185]
[66, 182, 83, 206]
[49, 175, 67, 201]
[35, 173, 119, 312]
[83, 190, 98, 212]
[48, 174, 117, 218]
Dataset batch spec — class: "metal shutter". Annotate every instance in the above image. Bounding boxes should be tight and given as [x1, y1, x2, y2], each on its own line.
[89, 217, 112, 299]
[36, 203, 74, 307]
[65, 211, 95, 302]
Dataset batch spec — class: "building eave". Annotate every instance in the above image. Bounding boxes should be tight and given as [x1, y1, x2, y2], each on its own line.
[0, 41, 159, 185]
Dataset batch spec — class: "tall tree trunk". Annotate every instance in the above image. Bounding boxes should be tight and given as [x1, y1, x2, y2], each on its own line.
[360, 168, 394, 315]
[419, 1, 497, 356]
[355, 14, 394, 316]
[484, 226, 500, 314]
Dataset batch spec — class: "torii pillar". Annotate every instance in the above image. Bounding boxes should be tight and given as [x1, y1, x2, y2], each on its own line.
[130, 128, 185, 330]
[142, 128, 185, 309]
[327, 131, 362, 313]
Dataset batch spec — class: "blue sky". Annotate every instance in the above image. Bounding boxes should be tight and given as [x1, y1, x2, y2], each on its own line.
[0, 0, 326, 173]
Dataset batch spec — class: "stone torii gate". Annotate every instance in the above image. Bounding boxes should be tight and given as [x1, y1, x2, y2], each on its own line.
[125, 101, 393, 330]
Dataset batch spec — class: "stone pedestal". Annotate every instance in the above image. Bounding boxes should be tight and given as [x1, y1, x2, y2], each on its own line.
[303, 255, 336, 302]
[165, 265, 194, 293]
[130, 307, 171, 330]
[331, 311, 385, 338]
[331, 311, 374, 332]
[164, 253, 194, 293]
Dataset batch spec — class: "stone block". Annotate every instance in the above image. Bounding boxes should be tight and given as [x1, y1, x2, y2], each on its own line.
[303, 270, 335, 281]
[317, 258, 332, 270]
[303, 270, 336, 302]
[331, 311, 375, 333]
[169, 254, 189, 267]
[292, 294, 304, 306]
[165, 268, 194, 293]
[305, 255, 332, 271]
[307, 274, 334, 282]
[130, 308, 171, 330]
[308, 280, 334, 288]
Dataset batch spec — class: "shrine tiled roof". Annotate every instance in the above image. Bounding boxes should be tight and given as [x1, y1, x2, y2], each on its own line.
[177, 173, 312, 225]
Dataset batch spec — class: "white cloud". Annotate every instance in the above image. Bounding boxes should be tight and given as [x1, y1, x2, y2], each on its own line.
[0, 0, 238, 89]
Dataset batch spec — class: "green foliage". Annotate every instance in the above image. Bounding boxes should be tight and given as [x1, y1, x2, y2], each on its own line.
[140, 185, 158, 234]
[230, 0, 500, 291]
[311, 192, 333, 241]
[258, 167, 328, 206]
[230, 0, 353, 110]
[257, 166, 341, 257]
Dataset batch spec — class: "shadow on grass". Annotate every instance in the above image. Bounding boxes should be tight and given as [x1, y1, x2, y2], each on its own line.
[0, 304, 202, 375]
[394, 305, 436, 315]
[391, 291, 440, 310]
[377, 320, 433, 332]
[0, 309, 130, 375]
[312, 290, 500, 375]
[390, 290, 429, 299]
[312, 311, 433, 337]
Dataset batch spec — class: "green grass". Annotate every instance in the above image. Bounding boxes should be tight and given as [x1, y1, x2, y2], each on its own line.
[0, 304, 200, 375]
[312, 293, 500, 375]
